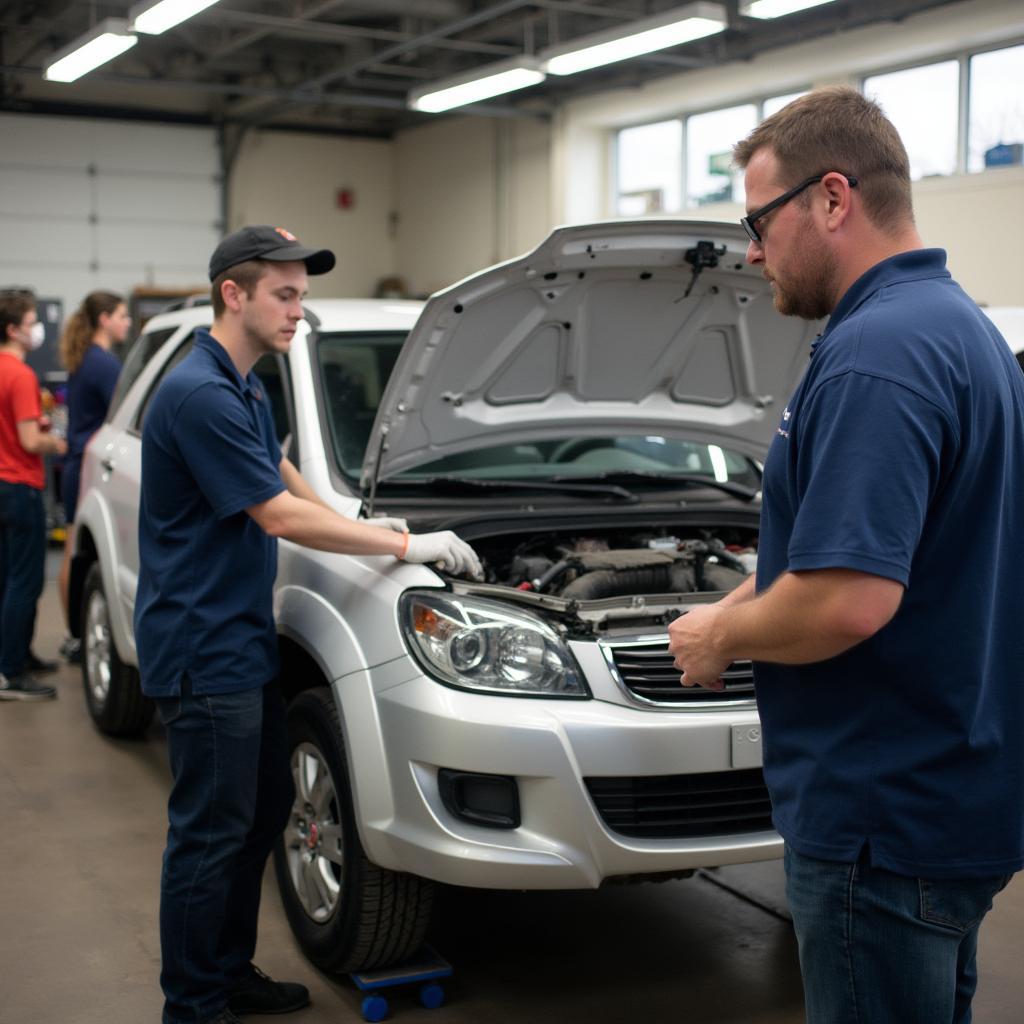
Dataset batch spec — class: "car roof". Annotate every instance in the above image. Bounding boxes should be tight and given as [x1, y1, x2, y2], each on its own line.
[140, 297, 424, 336]
[982, 307, 1024, 355]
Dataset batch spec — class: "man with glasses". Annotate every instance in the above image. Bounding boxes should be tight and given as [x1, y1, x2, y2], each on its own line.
[668, 87, 1023, 1023]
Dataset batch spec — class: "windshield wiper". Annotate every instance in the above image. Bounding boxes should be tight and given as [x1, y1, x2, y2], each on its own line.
[549, 471, 758, 502]
[408, 475, 640, 502]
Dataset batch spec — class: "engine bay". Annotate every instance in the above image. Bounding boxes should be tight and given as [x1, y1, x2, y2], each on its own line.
[454, 524, 759, 636]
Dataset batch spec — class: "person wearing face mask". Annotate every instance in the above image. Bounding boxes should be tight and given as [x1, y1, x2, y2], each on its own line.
[56, 291, 129, 662]
[0, 289, 68, 700]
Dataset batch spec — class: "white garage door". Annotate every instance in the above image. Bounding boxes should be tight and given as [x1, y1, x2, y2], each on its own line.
[0, 113, 221, 321]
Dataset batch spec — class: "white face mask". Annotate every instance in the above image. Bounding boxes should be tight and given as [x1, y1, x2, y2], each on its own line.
[26, 322, 45, 351]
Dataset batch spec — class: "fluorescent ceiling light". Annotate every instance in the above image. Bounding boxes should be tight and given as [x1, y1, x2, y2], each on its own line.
[409, 58, 545, 113]
[129, 0, 221, 35]
[43, 19, 137, 83]
[740, 0, 836, 17]
[541, 2, 726, 76]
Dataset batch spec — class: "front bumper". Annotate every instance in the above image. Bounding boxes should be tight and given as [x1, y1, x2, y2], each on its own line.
[337, 656, 780, 890]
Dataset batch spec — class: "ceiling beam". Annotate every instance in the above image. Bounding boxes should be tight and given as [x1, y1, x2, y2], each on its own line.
[207, 9, 517, 56]
[225, 0, 539, 125]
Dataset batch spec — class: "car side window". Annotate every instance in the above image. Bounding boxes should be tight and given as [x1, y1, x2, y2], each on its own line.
[317, 333, 405, 475]
[131, 332, 197, 435]
[252, 353, 298, 462]
[106, 327, 177, 421]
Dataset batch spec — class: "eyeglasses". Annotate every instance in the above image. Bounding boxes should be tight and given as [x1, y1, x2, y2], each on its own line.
[740, 173, 858, 244]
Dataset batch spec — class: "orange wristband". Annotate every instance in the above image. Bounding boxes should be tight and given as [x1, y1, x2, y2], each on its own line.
[399, 530, 410, 559]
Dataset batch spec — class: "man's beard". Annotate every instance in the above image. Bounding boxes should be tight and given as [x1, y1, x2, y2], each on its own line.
[769, 234, 837, 321]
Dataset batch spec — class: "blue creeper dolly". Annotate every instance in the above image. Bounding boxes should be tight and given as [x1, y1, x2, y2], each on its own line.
[351, 947, 452, 1021]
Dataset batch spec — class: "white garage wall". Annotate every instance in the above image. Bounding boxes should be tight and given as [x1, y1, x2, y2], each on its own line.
[552, 0, 1024, 306]
[227, 130, 397, 300]
[0, 113, 219, 317]
[393, 115, 552, 297]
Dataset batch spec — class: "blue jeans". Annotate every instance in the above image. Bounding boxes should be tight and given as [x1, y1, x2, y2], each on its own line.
[0, 480, 46, 677]
[784, 844, 1013, 1024]
[155, 680, 294, 1024]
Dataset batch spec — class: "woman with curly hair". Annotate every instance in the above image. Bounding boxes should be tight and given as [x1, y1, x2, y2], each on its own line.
[58, 291, 129, 659]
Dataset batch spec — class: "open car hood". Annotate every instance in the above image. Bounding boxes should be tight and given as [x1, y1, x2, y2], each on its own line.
[362, 220, 818, 489]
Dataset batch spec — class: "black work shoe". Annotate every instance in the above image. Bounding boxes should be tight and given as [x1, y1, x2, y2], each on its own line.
[0, 673, 57, 701]
[24, 651, 60, 674]
[60, 635, 83, 664]
[228, 964, 310, 1016]
[202, 1009, 243, 1024]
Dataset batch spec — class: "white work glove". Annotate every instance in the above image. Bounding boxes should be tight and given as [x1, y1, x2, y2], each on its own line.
[403, 531, 483, 579]
[365, 515, 408, 533]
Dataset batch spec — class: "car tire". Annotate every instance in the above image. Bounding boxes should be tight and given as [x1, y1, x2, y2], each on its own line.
[274, 688, 434, 973]
[81, 563, 154, 737]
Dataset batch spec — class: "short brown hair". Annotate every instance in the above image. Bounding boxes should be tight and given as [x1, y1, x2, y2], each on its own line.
[210, 260, 270, 317]
[0, 289, 36, 343]
[733, 86, 914, 231]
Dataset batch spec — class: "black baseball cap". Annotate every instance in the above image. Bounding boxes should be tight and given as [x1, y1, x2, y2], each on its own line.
[208, 224, 335, 281]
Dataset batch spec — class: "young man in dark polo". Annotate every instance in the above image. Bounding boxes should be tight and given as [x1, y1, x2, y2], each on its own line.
[136, 226, 480, 1024]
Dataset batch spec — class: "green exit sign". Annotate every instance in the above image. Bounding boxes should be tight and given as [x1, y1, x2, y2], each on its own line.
[708, 151, 732, 175]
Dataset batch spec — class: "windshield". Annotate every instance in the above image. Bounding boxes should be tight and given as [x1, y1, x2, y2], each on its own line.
[317, 332, 761, 490]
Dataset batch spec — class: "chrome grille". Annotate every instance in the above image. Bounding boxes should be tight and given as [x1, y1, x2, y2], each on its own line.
[606, 640, 755, 705]
[585, 768, 773, 839]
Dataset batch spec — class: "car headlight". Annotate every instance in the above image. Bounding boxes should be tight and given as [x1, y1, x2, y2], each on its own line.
[400, 591, 589, 698]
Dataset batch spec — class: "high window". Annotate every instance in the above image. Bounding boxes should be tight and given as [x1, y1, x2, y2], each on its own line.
[968, 44, 1024, 172]
[615, 119, 682, 215]
[863, 62, 960, 179]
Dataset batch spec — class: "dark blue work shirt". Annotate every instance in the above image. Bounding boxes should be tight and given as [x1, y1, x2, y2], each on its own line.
[67, 344, 120, 460]
[135, 329, 285, 697]
[756, 249, 1024, 879]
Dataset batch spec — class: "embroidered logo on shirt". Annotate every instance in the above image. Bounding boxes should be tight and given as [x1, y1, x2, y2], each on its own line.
[777, 406, 791, 439]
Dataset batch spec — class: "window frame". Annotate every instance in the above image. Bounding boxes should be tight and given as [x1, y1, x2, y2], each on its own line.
[858, 37, 1024, 177]
[611, 33, 1024, 214]
[611, 87, 813, 215]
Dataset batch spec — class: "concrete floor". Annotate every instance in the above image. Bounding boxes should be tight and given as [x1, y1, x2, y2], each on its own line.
[1, 561, 1022, 1023]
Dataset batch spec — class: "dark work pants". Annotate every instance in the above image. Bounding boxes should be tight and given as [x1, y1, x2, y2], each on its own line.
[154, 680, 295, 1024]
[0, 480, 46, 677]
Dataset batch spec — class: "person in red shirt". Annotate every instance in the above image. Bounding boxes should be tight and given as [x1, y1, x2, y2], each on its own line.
[0, 290, 68, 700]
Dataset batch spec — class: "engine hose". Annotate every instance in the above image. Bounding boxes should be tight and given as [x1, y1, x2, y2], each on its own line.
[533, 559, 573, 592]
[699, 562, 748, 593]
[560, 565, 671, 600]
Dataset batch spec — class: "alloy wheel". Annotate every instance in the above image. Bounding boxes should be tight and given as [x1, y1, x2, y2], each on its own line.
[84, 587, 112, 708]
[284, 741, 345, 922]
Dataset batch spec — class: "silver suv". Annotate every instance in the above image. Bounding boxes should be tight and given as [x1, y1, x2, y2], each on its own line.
[71, 220, 814, 974]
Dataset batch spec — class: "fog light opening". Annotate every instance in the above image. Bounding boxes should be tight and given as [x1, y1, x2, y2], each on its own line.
[438, 769, 521, 830]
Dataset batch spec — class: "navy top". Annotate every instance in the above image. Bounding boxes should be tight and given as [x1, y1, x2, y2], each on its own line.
[755, 249, 1024, 879]
[134, 330, 285, 697]
[67, 344, 120, 460]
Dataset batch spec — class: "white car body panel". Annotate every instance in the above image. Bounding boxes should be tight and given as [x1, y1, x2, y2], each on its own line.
[365, 220, 819, 487]
[982, 306, 1024, 356]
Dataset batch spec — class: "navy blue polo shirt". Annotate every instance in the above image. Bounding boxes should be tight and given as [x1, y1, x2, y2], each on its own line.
[755, 249, 1024, 879]
[67, 344, 120, 460]
[134, 329, 285, 697]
